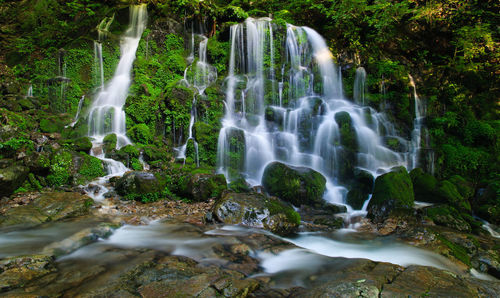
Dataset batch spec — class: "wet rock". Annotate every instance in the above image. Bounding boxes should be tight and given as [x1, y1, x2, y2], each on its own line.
[219, 127, 246, 180]
[425, 205, 471, 232]
[262, 162, 326, 207]
[306, 281, 380, 297]
[0, 255, 56, 291]
[103, 133, 117, 153]
[185, 173, 227, 202]
[410, 167, 439, 202]
[367, 166, 414, 223]
[72, 136, 92, 153]
[473, 182, 499, 225]
[334, 111, 359, 183]
[435, 180, 471, 213]
[115, 171, 163, 199]
[0, 192, 93, 229]
[0, 164, 29, 197]
[228, 177, 252, 193]
[212, 191, 300, 236]
[346, 169, 374, 210]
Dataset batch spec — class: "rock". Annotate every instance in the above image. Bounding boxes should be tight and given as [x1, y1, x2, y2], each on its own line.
[473, 182, 500, 225]
[448, 175, 474, 199]
[22, 152, 50, 175]
[115, 171, 164, 201]
[0, 255, 56, 291]
[127, 124, 152, 145]
[39, 118, 65, 133]
[384, 136, 407, 152]
[73, 136, 92, 153]
[435, 180, 471, 212]
[346, 169, 374, 210]
[185, 173, 227, 202]
[425, 205, 471, 232]
[367, 166, 414, 223]
[102, 133, 117, 153]
[0, 165, 29, 197]
[334, 111, 359, 183]
[219, 127, 246, 180]
[212, 191, 300, 236]
[228, 177, 252, 193]
[262, 162, 326, 207]
[409, 167, 439, 202]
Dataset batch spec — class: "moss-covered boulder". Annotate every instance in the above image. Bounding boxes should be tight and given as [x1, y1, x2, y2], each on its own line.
[409, 168, 439, 202]
[39, 117, 65, 133]
[46, 149, 74, 186]
[0, 255, 56, 291]
[367, 166, 414, 222]
[228, 177, 252, 193]
[425, 205, 472, 232]
[76, 153, 105, 184]
[103, 133, 117, 153]
[346, 169, 374, 210]
[73, 136, 93, 153]
[212, 191, 300, 236]
[448, 175, 474, 200]
[185, 173, 227, 202]
[115, 171, 164, 201]
[0, 164, 29, 197]
[262, 162, 326, 207]
[128, 124, 152, 144]
[472, 181, 499, 225]
[435, 180, 471, 213]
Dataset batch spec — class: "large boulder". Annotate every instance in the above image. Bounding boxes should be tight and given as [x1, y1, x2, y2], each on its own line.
[115, 171, 164, 201]
[425, 205, 472, 232]
[212, 191, 300, 236]
[185, 173, 227, 202]
[334, 111, 359, 183]
[435, 180, 471, 213]
[0, 192, 94, 229]
[262, 162, 326, 207]
[73, 136, 93, 153]
[0, 164, 29, 197]
[367, 166, 414, 222]
[0, 255, 56, 291]
[409, 168, 439, 202]
[473, 181, 500, 225]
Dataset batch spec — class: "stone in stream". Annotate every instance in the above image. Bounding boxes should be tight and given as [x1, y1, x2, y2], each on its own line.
[184, 173, 227, 202]
[115, 171, 164, 200]
[212, 191, 300, 236]
[367, 166, 414, 223]
[262, 161, 326, 207]
[346, 169, 374, 210]
[0, 254, 56, 291]
[0, 192, 94, 229]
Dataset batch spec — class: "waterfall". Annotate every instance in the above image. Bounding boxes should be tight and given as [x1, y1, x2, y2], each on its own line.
[66, 95, 85, 128]
[217, 18, 410, 209]
[26, 85, 33, 97]
[353, 67, 366, 105]
[87, 4, 147, 176]
[408, 74, 423, 170]
[174, 32, 217, 166]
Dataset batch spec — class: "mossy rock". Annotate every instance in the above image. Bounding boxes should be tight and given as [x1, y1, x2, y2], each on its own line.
[185, 173, 227, 202]
[103, 133, 117, 153]
[39, 118, 65, 133]
[367, 166, 414, 223]
[425, 205, 471, 232]
[334, 111, 358, 152]
[115, 171, 165, 202]
[73, 136, 92, 153]
[435, 180, 471, 213]
[409, 168, 439, 203]
[47, 150, 74, 186]
[262, 162, 326, 207]
[212, 191, 300, 236]
[228, 177, 252, 193]
[346, 169, 374, 210]
[76, 153, 105, 184]
[127, 124, 152, 145]
[448, 175, 474, 199]
[0, 164, 29, 197]
[220, 127, 246, 180]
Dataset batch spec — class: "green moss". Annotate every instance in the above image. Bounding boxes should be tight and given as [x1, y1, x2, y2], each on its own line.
[39, 118, 64, 133]
[103, 133, 117, 152]
[127, 123, 152, 144]
[436, 180, 471, 212]
[47, 150, 73, 186]
[73, 136, 92, 152]
[77, 153, 104, 181]
[264, 198, 301, 226]
[436, 233, 471, 266]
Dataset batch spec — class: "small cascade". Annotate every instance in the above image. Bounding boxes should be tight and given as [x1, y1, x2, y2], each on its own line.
[66, 95, 85, 128]
[408, 74, 431, 171]
[47, 49, 71, 112]
[94, 41, 105, 90]
[88, 4, 147, 150]
[217, 18, 410, 210]
[174, 32, 217, 166]
[353, 67, 366, 105]
[83, 4, 147, 201]
[26, 84, 33, 97]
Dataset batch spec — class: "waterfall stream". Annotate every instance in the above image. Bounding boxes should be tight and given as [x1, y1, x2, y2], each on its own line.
[217, 18, 412, 210]
[174, 32, 217, 166]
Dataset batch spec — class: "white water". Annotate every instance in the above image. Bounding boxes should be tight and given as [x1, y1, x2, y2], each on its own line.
[84, 5, 147, 200]
[217, 18, 410, 209]
[174, 32, 217, 166]
[409, 74, 424, 170]
[26, 84, 33, 97]
[67, 95, 85, 128]
[353, 67, 366, 105]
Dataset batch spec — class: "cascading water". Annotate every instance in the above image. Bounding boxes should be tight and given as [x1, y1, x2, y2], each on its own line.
[217, 18, 410, 210]
[353, 67, 366, 105]
[174, 32, 217, 166]
[26, 84, 33, 97]
[84, 5, 147, 197]
[67, 95, 85, 128]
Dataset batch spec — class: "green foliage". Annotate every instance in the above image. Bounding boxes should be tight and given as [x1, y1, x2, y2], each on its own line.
[47, 150, 73, 186]
[128, 124, 153, 144]
[78, 153, 105, 181]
